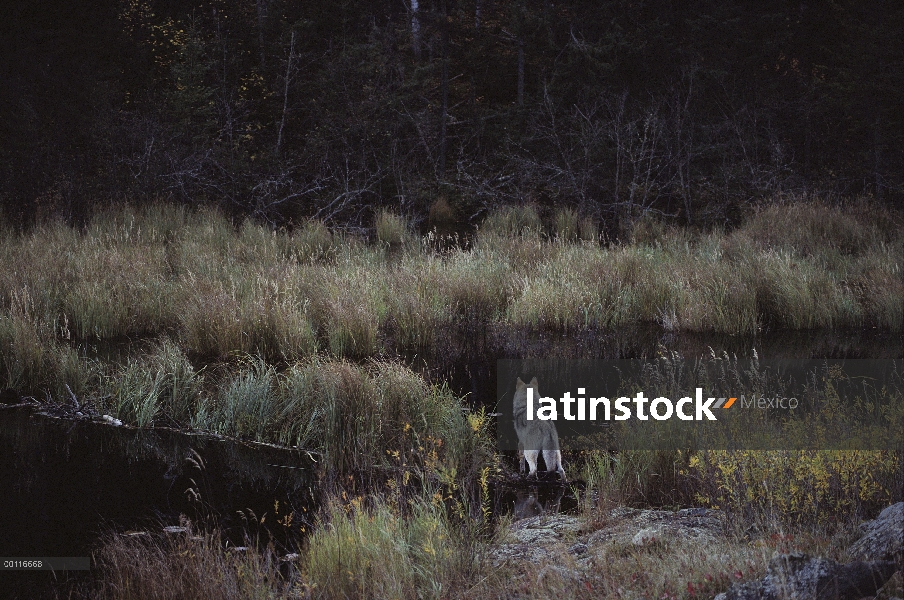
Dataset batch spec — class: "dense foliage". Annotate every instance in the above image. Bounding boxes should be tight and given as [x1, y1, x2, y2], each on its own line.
[2, 1, 902, 228]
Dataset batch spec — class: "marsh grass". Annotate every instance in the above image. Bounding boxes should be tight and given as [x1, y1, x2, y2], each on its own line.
[209, 356, 278, 438]
[291, 219, 341, 262]
[106, 338, 202, 426]
[94, 519, 287, 600]
[480, 204, 543, 237]
[1, 199, 899, 369]
[427, 196, 457, 235]
[275, 358, 493, 484]
[0, 308, 98, 399]
[375, 210, 412, 247]
[110, 352, 494, 489]
[303, 496, 480, 600]
[554, 208, 579, 242]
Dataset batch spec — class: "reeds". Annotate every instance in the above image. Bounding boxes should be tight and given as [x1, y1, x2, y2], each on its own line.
[1, 199, 898, 376]
[304, 497, 477, 600]
[1, 198, 900, 403]
[94, 519, 287, 600]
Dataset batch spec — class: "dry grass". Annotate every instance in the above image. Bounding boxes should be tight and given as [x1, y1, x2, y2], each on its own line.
[0, 198, 900, 406]
[1, 199, 898, 385]
[302, 497, 483, 599]
[375, 209, 412, 247]
[93, 519, 289, 600]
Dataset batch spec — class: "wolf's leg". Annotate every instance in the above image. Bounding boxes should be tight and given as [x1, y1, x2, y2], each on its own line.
[543, 449, 567, 482]
[523, 450, 540, 478]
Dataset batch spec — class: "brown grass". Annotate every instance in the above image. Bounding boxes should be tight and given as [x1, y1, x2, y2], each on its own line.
[93, 519, 289, 600]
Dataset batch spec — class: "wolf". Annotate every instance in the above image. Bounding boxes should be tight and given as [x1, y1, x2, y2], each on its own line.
[512, 377, 566, 481]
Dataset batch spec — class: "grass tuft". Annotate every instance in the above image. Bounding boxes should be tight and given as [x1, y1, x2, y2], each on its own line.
[375, 210, 411, 247]
[480, 205, 542, 237]
[303, 497, 475, 600]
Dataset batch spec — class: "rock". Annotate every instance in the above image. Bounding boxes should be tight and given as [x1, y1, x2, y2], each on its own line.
[491, 507, 724, 570]
[632, 526, 662, 545]
[568, 542, 588, 556]
[508, 514, 584, 546]
[101, 414, 123, 426]
[535, 564, 582, 587]
[585, 507, 723, 548]
[490, 514, 584, 566]
[714, 552, 898, 600]
[849, 502, 904, 563]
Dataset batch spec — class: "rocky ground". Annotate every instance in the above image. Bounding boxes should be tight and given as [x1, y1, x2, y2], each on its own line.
[491, 502, 903, 600]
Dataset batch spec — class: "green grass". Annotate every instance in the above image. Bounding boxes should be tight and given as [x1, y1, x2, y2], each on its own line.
[303, 496, 480, 599]
[106, 338, 202, 427]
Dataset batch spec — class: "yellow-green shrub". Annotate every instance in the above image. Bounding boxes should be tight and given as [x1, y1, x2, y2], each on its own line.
[689, 450, 902, 524]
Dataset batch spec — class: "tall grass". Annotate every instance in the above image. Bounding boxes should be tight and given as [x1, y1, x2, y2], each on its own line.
[107, 338, 202, 426]
[200, 356, 278, 439]
[480, 204, 542, 237]
[553, 208, 579, 241]
[275, 358, 493, 483]
[304, 497, 478, 599]
[0, 199, 900, 400]
[375, 210, 412, 247]
[94, 519, 287, 600]
[110, 353, 494, 488]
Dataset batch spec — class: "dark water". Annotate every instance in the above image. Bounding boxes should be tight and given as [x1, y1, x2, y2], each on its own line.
[429, 325, 904, 411]
[0, 407, 317, 559]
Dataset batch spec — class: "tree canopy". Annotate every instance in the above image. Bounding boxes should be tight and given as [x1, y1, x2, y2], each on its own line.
[1, 0, 901, 227]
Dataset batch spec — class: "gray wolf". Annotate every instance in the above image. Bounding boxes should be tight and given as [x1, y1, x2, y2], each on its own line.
[513, 377, 566, 481]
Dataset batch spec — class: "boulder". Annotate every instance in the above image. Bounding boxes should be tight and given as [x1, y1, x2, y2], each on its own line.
[714, 552, 898, 600]
[849, 502, 904, 563]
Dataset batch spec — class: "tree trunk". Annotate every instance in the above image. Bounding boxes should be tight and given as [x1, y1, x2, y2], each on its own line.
[256, 0, 268, 68]
[276, 31, 296, 155]
[517, 39, 525, 106]
[439, 3, 449, 176]
[873, 116, 883, 200]
[411, 0, 421, 58]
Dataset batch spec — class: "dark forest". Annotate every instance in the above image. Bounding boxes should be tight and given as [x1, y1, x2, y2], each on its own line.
[2, 0, 902, 228]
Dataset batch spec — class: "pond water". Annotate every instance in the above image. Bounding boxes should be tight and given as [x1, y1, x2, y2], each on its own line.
[0, 406, 317, 559]
[433, 325, 903, 411]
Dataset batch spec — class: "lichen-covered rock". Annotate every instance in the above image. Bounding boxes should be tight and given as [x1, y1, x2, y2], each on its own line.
[714, 552, 898, 600]
[491, 514, 584, 566]
[490, 507, 724, 568]
[849, 502, 904, 563]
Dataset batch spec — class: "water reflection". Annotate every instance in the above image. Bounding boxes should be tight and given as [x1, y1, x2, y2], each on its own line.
[0, 406, 316, 558]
